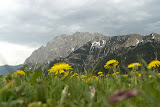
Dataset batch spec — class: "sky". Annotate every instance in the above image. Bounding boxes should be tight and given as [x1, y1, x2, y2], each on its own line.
[0, 0, 160, 65]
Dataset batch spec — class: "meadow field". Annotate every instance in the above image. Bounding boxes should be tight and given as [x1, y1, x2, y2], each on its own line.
[0, 59, 160, 107]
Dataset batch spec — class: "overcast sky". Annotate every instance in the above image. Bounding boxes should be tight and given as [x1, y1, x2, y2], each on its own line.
[0, 0, 160, 65]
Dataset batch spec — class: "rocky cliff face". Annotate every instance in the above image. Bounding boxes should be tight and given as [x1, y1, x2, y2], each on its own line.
[24, 32, 160, 71]
[24, 32, 109, 64]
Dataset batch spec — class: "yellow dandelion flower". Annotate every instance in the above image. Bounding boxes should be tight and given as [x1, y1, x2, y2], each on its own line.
[148, 75, 152, 78]
[81, 75, 86, 78]
[112, 73, 115, 76]
[48, 62, 73, 74]
[63, 72, 68, 77]
[148, 60, 160, 69]
[122, 74, 128, 77]
[59, 70, 65, 74]
[92, 75, 99, 81]
[104, 59, 119, 69]
[137, 73, 141, 77]
[12, 72, 18, 77]
[70, 73, 79, 78]
[98, 71, 103, 75]
[106, 74, 110, 77]
[116, 72, 120, 75]
[17, 70, 25, 76]
[158, 73, 160, 76]
[86, 77, 91, 83]
[98, 72, 104, 77]
[86, 75, 98, 83]
[127, 62, 142, 68]
[112, 72, 120, 76]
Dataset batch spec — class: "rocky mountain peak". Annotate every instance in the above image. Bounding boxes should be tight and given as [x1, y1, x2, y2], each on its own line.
[24, 32, 110, 64]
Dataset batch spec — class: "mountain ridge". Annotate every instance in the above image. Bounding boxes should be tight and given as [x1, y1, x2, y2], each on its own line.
[24, 32, 160, 71]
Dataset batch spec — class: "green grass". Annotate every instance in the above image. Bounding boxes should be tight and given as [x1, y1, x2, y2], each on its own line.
[1, 66, 160, 107]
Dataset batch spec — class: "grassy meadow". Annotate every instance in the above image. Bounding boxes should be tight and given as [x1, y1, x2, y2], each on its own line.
[0, 59, 160, 107]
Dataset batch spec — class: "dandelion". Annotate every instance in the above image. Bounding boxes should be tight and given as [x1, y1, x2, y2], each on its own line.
[148, 75, 152, 78]
[127, 63, 141, 68]
[148, 60, 160, 69]
[98, 71, 103, 75]
[112, 72, 120, 76]
[92, 75, 98, 81]
[106, 74, 110, 77]
[86, 75, 98, 83]
[17, 70, 25, 75]
[48, 62, 73, 74]
[81, 75, 86, 78]
[122, 74, 128, 77]
[158, 73, 160, 76]
[116, 72, 120, 75]
[80, 75, 86, 81]
[11, 72, 18, 77]
[98, 71, 104, 77]
[59, 70, 65, 74]
[70, 73, 78, 78]
[86, 77, 91, 83]
[137, 73, 141, 77]
[12, 70, 25, 77]
[104, 59, 119, 69]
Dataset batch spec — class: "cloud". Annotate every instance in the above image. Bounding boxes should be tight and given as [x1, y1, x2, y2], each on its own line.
[0, 0, 160, 47]
[0, 42, 37, 65]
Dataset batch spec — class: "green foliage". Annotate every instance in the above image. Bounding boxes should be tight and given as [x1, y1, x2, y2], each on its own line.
[30, 70, 42, 84]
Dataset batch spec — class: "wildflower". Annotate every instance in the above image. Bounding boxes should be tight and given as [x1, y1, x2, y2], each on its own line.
[86, 77, 91, 83]
[148, 75, 152, 78]
[86, 75, 98, 83]
[112, 72, 120, 76]
[17, 70, 25, 76]
[59, 70, 65, 74]
[98, 71, 103, 75]
[11, 70, 25, 77]
[127, 63, 141, 68]
[104, 59, 119, 69]
[81, 75, 86, 78]
[158, 73, 160, 76]
[148, 60, 160, 69]
[48, 62, 73, 74]
[137, 73, 141, 77]
[92, 75, 98, 81]
[80, 75, 86, 81]
[106, 74, 110, 77]
[70, 73, 78, 78]
[12, 72, 18, 77]
[116, 72, 119, 75]
[98, 71, 104, 77]
[122, 74, 128, 77]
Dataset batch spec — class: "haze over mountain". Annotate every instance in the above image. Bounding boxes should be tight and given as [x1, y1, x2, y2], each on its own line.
[24, 32, 160, 71]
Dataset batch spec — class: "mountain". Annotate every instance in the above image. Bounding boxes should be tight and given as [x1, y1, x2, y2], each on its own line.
[24, 32, 108, 64]
[24, 32, 160, 72]
[0, 65, 22, 76]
